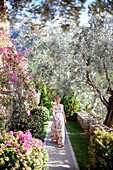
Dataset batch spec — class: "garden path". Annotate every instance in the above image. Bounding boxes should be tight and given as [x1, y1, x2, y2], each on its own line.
[44, 116, 80, 170]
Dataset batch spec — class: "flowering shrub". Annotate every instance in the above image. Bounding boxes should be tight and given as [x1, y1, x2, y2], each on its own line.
[7, 106, 49, 139]
[0, 29, 40, 135]
[0, 29, 39, 110]
[0, 29, 10, 53]
[0, 130, 48, 169]
[88, 129, 113, 170]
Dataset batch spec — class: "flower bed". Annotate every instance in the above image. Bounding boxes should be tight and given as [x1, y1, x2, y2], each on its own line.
[0, 130, 48, 170]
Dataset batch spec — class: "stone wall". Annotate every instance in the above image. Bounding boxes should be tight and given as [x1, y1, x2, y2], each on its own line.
[77, 111, 113, 135]
[77, 111, 97, 133]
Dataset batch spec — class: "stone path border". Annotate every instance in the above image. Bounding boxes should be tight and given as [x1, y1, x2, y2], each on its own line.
[65, 129, 80, 170]
[44, 116, 80, 170]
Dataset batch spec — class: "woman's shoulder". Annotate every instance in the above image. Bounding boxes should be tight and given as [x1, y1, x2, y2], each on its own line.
[52, 104, 56, 108]
[60, 104, 64, 108]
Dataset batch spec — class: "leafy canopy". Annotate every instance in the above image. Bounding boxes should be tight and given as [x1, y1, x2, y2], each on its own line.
[1, 0, 113, 28]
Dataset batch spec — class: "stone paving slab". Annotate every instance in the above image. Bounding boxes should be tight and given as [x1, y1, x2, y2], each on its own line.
[44, 116, 80, 170]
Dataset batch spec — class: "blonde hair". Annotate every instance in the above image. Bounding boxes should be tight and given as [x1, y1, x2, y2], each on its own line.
[55, 96, 61, 100]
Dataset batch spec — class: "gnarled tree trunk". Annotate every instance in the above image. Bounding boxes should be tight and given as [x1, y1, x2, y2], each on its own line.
[103, 95, 113, 127]
[85, 55, 113, 128]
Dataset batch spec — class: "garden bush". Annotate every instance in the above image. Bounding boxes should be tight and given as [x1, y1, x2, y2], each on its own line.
[0, 130, 48, 170]
[30, 106, 49, 122]
[61, 91, 81, 120]
[88, 129, 113, 170]
[39, 83, 52, 114]
[7, 106, 49, 140]
[0, 113, 6, 134]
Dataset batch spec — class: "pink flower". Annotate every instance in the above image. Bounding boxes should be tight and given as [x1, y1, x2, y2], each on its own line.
[1, 146, 4, 149]
[17, 149, 20, 154]
[38, 143, 42, 147]
[33, 142, 36, 149]
[7, 131, 13, 136]
[14, 167, 17, 169]
[22, 58, 28, 61]
[42, 143, 45, 147]
[7, 47, 12, 50]
[6, 141, 11, 146]
[28, 112, 32, 116]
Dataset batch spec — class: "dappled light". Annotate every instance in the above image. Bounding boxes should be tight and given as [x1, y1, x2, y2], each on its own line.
[0, 0, 113, 169]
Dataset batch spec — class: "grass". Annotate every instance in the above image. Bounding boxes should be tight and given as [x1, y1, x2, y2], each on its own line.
[66, 121, 90, 170]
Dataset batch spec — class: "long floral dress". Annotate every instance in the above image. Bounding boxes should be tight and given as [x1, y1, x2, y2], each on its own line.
[51, 104, 65, 144]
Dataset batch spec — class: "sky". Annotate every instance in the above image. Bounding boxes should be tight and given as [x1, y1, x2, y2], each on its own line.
[7, 0, 96, 26]
[79, 0, 96, 26]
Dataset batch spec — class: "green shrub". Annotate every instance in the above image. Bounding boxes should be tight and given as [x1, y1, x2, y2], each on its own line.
[0, 113, 5, 134]
[7, 106, 49, 139]
[0, 130, 48, 170]
[39, 83, 52, 114]
[88, 129, 113, 170]
[30, 106, 49, 122]
[61, 92, 81, 119]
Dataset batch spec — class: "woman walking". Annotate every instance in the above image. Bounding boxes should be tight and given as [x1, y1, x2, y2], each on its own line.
[51, 96, 66, 147]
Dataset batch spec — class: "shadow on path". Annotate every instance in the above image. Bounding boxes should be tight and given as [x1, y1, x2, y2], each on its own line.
[44, 116, 80, 170]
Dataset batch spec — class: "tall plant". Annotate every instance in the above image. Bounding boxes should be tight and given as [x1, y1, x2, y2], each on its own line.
[61, 90, 81, 120]
[39, 83, 52, 113]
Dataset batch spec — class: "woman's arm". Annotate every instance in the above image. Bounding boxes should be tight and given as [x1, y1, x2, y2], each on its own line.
[52, 105, 56, 122]
[62, 105, 67, 124]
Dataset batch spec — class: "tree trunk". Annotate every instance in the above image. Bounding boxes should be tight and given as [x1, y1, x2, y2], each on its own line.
[85, 55, 113, 128]
[103, 96, 113, 127]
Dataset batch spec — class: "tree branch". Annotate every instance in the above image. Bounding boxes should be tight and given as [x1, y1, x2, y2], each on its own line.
[100, 55, 111, 88]
[84, 57, 109, 108]
[87, 94, 101, 122]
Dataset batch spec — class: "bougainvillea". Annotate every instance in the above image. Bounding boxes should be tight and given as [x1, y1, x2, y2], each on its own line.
[0, 130, 48, 169]
[0, 29, 39, 115]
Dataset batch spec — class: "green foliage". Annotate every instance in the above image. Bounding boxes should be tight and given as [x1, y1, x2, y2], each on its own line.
[88, 129, 113, 170]
[0, 113, 6, 134]
[30, 106, 49, 123]
[61, 91, 81, 119]
[7, 106, 49, 140]
[0, 130, 48, 170]
[39, 83, 52, 114]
